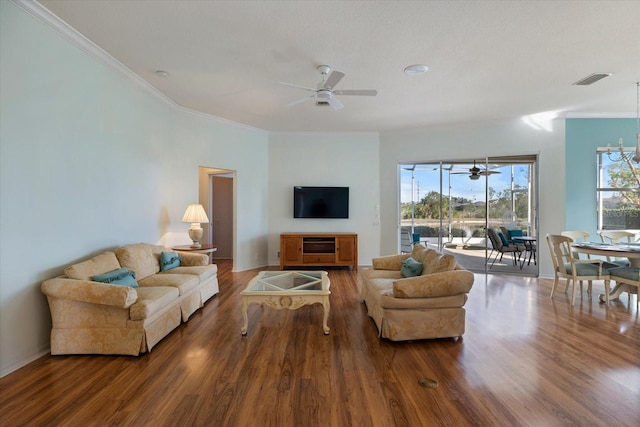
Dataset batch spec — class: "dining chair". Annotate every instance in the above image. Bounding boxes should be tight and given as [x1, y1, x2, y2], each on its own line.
[608, 267, 640, 308]
[561, 230, 590, 244]
[561, 231, 592, 293]
[546, 234, 611, 305]
[598, 230, 636, 267]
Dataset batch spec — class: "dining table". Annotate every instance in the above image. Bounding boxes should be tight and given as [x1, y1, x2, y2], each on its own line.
[571, 242, 640, 303]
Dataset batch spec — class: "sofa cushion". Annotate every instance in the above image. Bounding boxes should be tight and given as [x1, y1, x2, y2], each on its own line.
[392, 270, 475, 298]
[129, 286, 179, 320]
[381, 290, 467, 310]
[65, 252, 121, 280]
[115, 243, 163, 280]
[160, 251, 181, 271]
[401, 257, 423, 277]
[367, 278, 468, 309]
[497, 232, 510, 246]
[412, 247, 457, 275]
[372, 253, 410, 271]
[138, 273, 200, 296]
[92, 268, 138, 287]
[159, 264, 217, 282]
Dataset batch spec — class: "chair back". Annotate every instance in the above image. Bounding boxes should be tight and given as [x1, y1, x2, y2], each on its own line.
[599, 230, 637, 262]
[546, 234, 573, 273]
[561, 230, 589, 243]
[561, 230, 590, 259]
[599, 230, 636, 244]
[487, 228, 503, 249]
[400, 231, 413, 253]
[500, 226, 510, 240]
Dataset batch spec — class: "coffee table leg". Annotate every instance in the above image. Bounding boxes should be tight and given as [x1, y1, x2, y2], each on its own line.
[241, 298, 248, 335]
[322, 298, 330, 335]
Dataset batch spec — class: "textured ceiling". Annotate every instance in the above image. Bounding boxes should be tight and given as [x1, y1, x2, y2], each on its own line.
[39, 0, 640, 132]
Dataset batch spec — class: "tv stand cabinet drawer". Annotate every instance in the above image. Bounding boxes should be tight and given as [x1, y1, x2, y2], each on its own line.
[303, 254, 335, 264]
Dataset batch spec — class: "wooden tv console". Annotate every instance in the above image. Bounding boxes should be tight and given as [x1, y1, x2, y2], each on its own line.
[279, 232, 358, 271]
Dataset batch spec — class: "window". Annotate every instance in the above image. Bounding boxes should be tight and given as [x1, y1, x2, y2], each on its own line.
[597, 146, 640, 230]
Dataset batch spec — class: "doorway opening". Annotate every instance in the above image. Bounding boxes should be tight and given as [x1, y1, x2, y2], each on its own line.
[199, 167, 235, 270]
[399, 156, 538, 276]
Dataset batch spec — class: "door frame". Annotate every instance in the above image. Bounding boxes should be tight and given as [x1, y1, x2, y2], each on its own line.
[199, 166, 236, 271]
[398, 155, 539, 276]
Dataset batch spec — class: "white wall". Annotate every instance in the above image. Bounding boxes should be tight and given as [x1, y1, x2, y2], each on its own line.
[0, 1, 268, 376]
[379, 118, 566, 276]
[267, 133, 380, 266]
[174, 112, 269, 271]
[0, 0, 569, 378]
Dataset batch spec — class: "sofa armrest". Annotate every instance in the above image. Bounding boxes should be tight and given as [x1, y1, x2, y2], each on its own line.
[393, 270, 474, 298]
[176, 251, 209, 266]
[42, 277, 138, 308]
[372, 254, 411, 271]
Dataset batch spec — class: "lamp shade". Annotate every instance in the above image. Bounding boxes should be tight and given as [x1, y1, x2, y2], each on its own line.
[182, 204, 209, 223]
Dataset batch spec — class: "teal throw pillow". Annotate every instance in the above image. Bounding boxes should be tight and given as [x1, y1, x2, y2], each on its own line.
[401, 257, 424, 278]
[160, 251, 182, 271]
[497, 232, 510, 246]
[92, 268, 138, 287]
[508, 229, 523, 238]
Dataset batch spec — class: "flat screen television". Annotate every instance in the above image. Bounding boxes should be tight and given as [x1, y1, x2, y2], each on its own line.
[293, 186, 349, 219]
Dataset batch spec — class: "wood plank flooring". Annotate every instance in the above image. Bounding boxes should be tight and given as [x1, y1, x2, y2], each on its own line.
[1, 260, 639, 426]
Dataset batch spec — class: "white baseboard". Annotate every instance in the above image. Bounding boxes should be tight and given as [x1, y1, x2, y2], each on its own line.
[1, 347, 50, 379]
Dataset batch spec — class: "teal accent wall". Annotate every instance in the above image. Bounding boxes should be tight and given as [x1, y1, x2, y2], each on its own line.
[565, 118, 636, 238]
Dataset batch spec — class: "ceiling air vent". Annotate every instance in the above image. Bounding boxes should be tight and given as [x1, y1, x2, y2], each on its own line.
[572, 73, 612, 86]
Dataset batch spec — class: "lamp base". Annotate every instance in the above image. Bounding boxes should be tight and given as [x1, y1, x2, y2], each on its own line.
[188, 225, 204, 248]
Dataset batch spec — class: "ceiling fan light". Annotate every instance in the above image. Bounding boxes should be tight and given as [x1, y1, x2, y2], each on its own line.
[469, 174, 481, 180]
[316, 90, 331, 100]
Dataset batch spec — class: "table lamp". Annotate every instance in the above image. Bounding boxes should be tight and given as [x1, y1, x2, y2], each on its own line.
[182, 204, 209, 248]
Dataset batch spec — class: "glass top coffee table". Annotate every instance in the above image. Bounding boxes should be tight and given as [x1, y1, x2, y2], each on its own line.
[240, 271, 331, 335]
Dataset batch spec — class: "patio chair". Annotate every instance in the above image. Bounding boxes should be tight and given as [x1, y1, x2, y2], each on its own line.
[487, 228, 521, 268]
[400, 231, 413, 254]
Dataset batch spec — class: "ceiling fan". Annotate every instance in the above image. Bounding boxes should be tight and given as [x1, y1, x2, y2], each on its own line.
[281, 65, 377, 110]
[452, 161, 502, 180]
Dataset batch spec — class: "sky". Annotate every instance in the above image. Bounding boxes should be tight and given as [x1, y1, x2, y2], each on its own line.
[400, 163, 531, 204]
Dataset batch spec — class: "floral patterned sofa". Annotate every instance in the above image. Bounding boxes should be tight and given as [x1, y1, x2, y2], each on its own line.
[361, 244, 474, 341]
[41, 243, 218, 356]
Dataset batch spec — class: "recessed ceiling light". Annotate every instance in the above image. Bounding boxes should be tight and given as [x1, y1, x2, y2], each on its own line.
[404, 64, 429, 76]
[155, 70, 169, 78]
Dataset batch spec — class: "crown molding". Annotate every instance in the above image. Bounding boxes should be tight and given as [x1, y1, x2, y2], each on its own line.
[176, 105, 268, 135]
[11, 0, 177, 108]
[269, 131, 380, 137]
[11, 0, 268, 135]
[565, 112, 636, 119]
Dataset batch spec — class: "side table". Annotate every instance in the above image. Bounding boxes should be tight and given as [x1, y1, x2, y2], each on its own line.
[172, 244, 218, 264]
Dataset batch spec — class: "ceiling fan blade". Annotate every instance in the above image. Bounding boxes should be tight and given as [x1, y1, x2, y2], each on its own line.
[279, 82, 317, 92]
[479, 170, 501, 176]
[326, 93, 344, 110]
[333, 89, 377, 96]
[287, 95, 315, 107]
[322, 71, 345, 90]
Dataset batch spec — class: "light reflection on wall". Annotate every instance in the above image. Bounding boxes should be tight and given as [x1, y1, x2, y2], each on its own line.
[522, 111, 560, 132]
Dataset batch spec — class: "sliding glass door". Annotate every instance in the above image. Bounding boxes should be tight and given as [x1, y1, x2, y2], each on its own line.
[400, 157, 538, 275]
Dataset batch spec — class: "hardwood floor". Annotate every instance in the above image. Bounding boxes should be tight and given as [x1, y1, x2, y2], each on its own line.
[1, 260, 639, 426]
